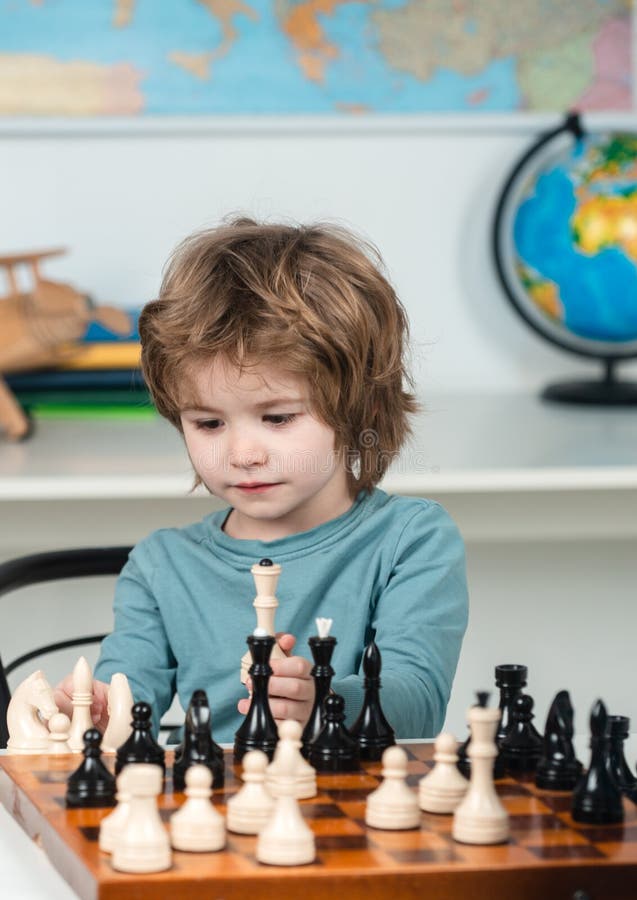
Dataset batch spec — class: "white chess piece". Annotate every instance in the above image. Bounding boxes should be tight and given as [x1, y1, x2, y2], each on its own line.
[170, 765, 225, 852]
[266, 720, 317, 800]
[99, 768, 132, 853]
[47, 712, 72, 754]
[452, 699, 510, 845]
[240, 559, 286, 683]
[6, 670, 59, 754]
[418, 732, 469, 813]
[101, 673, 134, 753]
[67, 656, 94, 753]
[365, 745, 421, 830]
[256, 738, 315, 865]
[111, 764, 171, 873]
[227, 750, 275, 834]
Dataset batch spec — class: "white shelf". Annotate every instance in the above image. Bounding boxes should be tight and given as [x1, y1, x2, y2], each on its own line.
[1, 393, 636, 544]
[1, 392, 636, 499]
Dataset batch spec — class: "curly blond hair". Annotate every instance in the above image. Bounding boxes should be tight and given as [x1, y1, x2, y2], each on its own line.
[139, 217, 419, 494]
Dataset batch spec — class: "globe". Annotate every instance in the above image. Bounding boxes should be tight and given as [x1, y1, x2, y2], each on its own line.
[493, 113, 637, 404]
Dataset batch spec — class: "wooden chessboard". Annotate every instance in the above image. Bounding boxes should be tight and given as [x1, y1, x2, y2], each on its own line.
[1, 744, 636, 900]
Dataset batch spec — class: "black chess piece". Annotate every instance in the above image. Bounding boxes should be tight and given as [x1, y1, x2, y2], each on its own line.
[66, 728, 116, 808]
[172, 689, 224, 791]
[495, 664, 528, 743]
[349, 641, 396, 761]
[115, 701, 166, 775]
[457, 693, 505, 780]
[535, 689, 583, 790]
[607, 715, 637, 804]
[572, 699, 624, 824]
[499, 693, 544, 773]
[234, 633, 279, 762]
[301, 629, 337, 757]
[308, 693, 360, 772]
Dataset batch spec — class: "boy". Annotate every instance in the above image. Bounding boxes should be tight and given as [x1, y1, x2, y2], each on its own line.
[55, 218, 468, 742]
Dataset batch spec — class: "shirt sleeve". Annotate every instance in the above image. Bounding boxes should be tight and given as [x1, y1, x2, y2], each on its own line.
[332, 501, 469, 738]
[94, 541, 177, 736]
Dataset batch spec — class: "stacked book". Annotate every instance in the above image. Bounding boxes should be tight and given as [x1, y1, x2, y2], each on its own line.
[6, 309, 155, 420]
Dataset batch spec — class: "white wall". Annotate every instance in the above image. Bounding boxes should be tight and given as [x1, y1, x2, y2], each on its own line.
[2, 118, 636, 754]
[2, 115, 636, 394]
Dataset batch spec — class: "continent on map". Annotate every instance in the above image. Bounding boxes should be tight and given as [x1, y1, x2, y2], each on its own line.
[113, 0, 135, 28]
[0, 55, 144, 115]
[168, 51, 215, 81]
[169, 0, 259, 80]
[371, 0, 631, 111]
[574, 16, 633, 110]
[275, 0, 347, 83]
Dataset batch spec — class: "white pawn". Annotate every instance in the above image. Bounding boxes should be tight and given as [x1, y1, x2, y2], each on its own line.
[227, 750, 275, 835]
[266, 720, 317, 800]
[47, 713, 71, 754]
[99, 768, 132, 854]
[256, 738, 315, 866]
[419, 732, 469, 813]
[67, 656, 94, 753]
[170, 765, 225, 852]
[111, 764, 171, 873]
[101, 673, 134, 753]
[452, 697, 509, 845]
[365, 745, 421, 830]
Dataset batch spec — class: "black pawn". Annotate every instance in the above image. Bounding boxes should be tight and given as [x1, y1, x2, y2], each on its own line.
[308, 693, 360, 772]
[499, 693, 544, 774]
[457, 692, 505, 779]
[173, 690, 224, 792]
[234, 633, 279, 762]
[115, 701, 165, 775]
[495, 664, 528, 743]
[607, 715, 637, 804]
[535, 690, 583, 790]
[66, 728, 116, 808]
[572, 699, 624, 824]
[349, 641, 395, 761]
[301, 631, 337, 757]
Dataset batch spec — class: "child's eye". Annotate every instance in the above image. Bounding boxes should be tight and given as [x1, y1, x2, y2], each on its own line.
[264, 413, 297, 426]
[195, 419, 221, 430]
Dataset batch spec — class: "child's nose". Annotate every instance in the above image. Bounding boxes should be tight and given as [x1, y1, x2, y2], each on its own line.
[229, 436, 269, 468]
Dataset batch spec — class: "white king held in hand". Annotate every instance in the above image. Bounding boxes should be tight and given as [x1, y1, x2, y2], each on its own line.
[241, 558, 286, 684]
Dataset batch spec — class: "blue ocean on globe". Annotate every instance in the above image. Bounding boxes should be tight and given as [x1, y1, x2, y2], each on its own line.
[512, 134, 637, 345]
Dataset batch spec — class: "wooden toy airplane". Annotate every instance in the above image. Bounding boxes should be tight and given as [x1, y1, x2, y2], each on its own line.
[0, 248, 131, 440]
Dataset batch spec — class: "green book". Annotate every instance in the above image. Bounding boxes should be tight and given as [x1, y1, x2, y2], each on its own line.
[25, 403, 157, 420]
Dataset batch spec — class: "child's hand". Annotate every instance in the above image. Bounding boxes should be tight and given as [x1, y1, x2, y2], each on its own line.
[238, 633, 315, 728]
[54, 675, 110, 732]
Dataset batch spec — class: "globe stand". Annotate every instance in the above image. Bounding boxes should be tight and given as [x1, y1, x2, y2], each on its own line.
[542, 359, 637, 406]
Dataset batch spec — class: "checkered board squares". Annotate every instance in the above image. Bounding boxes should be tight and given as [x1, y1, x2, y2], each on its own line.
[0, 745, 636, 900]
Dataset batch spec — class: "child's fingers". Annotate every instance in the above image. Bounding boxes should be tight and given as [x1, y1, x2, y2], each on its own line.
[53, 674, 74, 718]
[54, 676, 109, 727]
[91, 680, 110, 726]
[270, 655, 312, 680]
[275, 632, 296, 655]
[269, 698, 309, 722]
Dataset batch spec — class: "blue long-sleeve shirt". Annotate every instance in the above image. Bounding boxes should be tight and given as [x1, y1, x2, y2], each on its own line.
[95, 488, 468, 742]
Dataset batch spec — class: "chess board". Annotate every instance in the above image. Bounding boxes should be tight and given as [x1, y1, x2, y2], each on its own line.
[1, 744, 636, 900]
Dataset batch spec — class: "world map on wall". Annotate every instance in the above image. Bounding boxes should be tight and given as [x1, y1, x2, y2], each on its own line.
[0, 0, 633, 116]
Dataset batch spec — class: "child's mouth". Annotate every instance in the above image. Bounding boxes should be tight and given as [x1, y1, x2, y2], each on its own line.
[234, 483, 280, 494]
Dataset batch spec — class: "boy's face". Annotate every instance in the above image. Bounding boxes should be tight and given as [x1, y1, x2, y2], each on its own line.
[180, 357, 353, 541]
